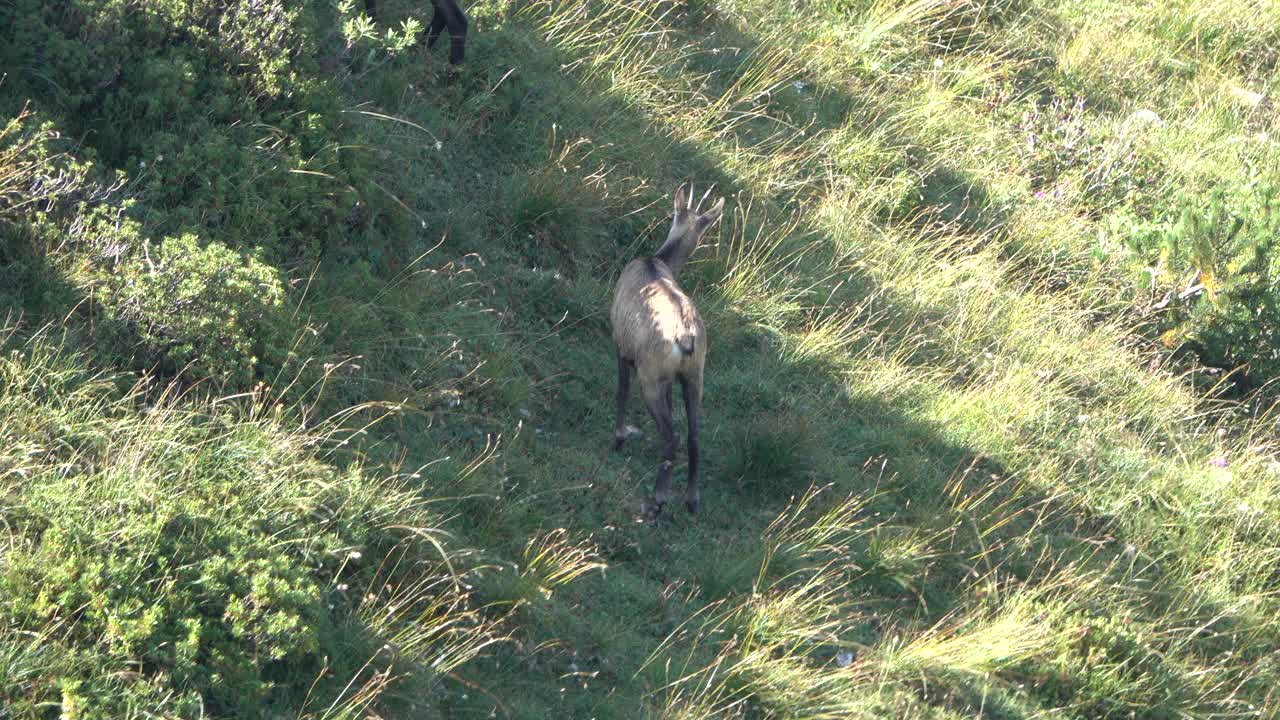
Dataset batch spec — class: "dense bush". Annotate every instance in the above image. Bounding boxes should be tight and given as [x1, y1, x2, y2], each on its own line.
[1109, 168, 1280, 388]
[93, 233, 290, 389]
[0, 0, 423, 390]
[0, 0, 420, 258]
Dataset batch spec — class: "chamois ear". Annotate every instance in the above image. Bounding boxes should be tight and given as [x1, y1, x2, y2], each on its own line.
[695, 197, 725, 233]
[673, 183, 692, 221]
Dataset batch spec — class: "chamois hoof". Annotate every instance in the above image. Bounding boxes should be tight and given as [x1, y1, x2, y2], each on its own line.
[641, 499, 666, 523]
[685, 495, 700, 515]
[613, 425, 641, 451]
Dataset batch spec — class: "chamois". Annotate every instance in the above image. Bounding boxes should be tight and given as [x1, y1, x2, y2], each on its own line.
[366, 0, 469, 65]
[611, 183, 725, 518]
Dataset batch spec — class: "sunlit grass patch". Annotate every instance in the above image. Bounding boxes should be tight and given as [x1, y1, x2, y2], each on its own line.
[473, 528, 606, 616]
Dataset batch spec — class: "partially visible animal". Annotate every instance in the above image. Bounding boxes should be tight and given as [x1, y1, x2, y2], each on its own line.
[611, 183, 725, 518]
[366, 0, 469, 65]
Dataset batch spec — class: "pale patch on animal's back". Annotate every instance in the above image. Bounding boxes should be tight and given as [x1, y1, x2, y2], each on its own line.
[639, 279, 693, 339]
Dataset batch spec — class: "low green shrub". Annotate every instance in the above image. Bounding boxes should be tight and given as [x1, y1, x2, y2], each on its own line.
[94, 233, 290, 389]
[1107, 168, 1280, 388]
[0, 0, 423, 261]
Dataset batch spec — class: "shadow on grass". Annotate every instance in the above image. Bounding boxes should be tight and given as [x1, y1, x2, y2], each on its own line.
[4, 1, 1268, 717]
[349, 10, 1270, 720]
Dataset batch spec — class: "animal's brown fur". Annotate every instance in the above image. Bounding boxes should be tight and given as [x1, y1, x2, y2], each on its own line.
[610, 183, 724, 518]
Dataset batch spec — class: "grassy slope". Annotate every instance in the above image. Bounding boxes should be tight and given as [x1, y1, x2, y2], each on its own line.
[5, 0, 1280, 717]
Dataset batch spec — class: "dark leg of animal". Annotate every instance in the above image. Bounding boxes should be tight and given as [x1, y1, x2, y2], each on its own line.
[428, 0, 468, 65]
[680, 376, 702, 514]
[365, 0, 377, 19]
[613, 351, 632, 450]
[425, 8, 447, 48]
[642, 380, 677, 517]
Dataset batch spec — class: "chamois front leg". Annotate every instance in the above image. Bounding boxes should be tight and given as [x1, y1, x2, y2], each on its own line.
[613, 351, 633, 450]
[680, 375, 702, 514]
[642, 379, 677, 518]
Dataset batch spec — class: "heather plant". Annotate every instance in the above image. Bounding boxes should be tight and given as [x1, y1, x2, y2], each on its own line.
[1016, 93, 1167, 214]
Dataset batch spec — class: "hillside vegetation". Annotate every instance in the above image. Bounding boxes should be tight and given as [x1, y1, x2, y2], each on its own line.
[2, 0, 1280, 717]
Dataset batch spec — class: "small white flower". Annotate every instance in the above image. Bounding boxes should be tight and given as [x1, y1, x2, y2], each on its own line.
[836, 651, 855, 667]
[434, 140, 443, 151]
[793, 81, 806, 91]
[349, 550, 363, 560]
[337, 583, 349, 592]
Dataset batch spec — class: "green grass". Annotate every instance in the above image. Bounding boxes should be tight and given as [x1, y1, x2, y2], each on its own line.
[4, 0, 1280, 717]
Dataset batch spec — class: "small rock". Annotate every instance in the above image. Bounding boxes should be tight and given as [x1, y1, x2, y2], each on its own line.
[1227, 84, 1266, 108]
[1125, 108, 1165, 128]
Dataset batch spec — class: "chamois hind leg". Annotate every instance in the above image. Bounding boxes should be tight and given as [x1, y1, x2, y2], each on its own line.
[425, 7, 448, 48]
[613, 350, 633, 450]
[680, 375, 702, 514]
[641, 378, 677, 517]
[428, 0, 468, 65]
